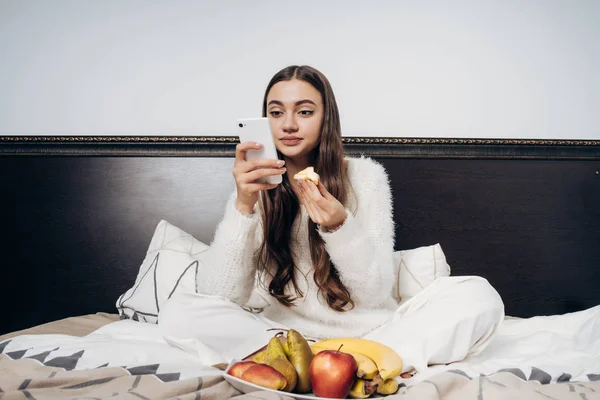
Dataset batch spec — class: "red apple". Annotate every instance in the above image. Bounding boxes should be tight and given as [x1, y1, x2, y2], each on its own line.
[309, 347, 358, 398]
[227, 360, 257, 379]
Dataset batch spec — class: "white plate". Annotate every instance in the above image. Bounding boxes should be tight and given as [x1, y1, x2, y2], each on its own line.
[223, 359, 348, 400]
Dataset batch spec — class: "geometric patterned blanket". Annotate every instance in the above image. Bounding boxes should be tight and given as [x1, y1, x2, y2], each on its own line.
[2, 353, 599, 400]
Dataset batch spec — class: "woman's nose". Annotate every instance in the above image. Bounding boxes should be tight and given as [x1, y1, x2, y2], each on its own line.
[282, 115, 298, 133]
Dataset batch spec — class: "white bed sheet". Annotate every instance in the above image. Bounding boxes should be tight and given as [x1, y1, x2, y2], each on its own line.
[88, 304, 600, 384]
[407, 304, 600, 384]
[2, 305, 599, 386]
[1, 320, 222, 380]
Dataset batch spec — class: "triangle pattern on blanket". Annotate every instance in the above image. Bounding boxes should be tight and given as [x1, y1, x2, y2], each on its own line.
[557, 373, 572, 382]
[127, 364, 160, 376]
[588, 374, 600, 381]
[44, 350, 85, 371]
[529, 367, 552, 384]
[155, 373, 181, 382]
[0, 340, 11, 354]
[6, 350, 27, 360]
[27, 349, 55, 363]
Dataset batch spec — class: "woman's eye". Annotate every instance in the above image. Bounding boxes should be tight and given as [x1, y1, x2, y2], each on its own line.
[299, 110, 313, 116]
[270, 111, 282, 117]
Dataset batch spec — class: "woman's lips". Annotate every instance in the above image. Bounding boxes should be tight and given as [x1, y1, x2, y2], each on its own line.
[280, 137, 302, 146]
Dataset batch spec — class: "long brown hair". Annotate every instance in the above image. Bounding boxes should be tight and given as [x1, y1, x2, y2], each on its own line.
[257, 65, 354, 312]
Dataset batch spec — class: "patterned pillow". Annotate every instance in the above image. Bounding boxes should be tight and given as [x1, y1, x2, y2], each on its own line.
[116, 220, 209, 323]
[117, 221, 450, 322]
[392, 243, 451, 304]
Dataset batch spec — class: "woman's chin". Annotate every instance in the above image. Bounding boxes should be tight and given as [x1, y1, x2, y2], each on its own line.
[278, 148, 306, 160]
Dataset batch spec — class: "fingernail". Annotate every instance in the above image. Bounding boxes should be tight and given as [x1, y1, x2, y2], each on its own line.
[277, 160, 285, 166]
[255, 142, 262, 148]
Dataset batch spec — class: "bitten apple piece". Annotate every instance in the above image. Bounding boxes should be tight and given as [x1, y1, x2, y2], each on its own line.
[293, 167, 320, 185]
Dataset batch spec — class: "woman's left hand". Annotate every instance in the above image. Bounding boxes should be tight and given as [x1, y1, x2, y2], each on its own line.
[297, 180, 347, 231]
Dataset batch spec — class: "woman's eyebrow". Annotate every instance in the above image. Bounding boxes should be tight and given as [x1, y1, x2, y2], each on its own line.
[295, 99, 316, 106]
[267, 99, 317, 106]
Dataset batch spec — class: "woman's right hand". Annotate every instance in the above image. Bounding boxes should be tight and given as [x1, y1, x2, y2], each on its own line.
[233, 142, 286, 215]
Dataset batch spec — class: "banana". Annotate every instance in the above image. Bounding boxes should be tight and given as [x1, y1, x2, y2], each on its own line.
[348, 378, 377, 399]
[377, 378, 400, 395]
[311, 338, 403, 380]
[310, 344, 379, 380]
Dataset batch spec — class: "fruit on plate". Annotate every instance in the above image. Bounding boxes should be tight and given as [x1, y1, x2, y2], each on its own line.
[311, 344, 378, 380]
[348, 378, 378, 399]
[309, 346, 358, 398]
[311, 337, 403, 380]
[239, 363, 287, 391]
[252, 335, 289, 363]
[287, 329, 314, 393]
[293, 166, 320, 185]
[376, 378, 400, 395]
[240, 331, 401, 397]
[263, 336, 298, 392]
[227, 360, 257, 379]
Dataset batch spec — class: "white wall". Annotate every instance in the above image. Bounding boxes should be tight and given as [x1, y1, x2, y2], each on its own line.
[1, 0, 598, 139]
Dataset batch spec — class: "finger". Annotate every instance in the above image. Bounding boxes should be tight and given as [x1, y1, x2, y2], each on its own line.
[236, 158, 284, 176]
[296, 181, 312, 211]
[305, 180, 329, 208]
[301, 193, 318, 222]
[246, 167, 286, 183]
[297, 180, 314, 205]
[305, 180, 323, 199]
[244, 182, 279, 193]
[307, 181, 340, 218]
[247, 158, 285, 171]
[316, 181, 335, 201]
[235, 142, 262, 162]
[295, 180, 308, 204]
[306, 199, 324, 224]
[312, 182, 338, 213]
[299, 182, 323, 223]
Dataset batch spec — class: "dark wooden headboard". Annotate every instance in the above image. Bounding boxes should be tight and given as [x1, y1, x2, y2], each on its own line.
[1, 136, 599, 335]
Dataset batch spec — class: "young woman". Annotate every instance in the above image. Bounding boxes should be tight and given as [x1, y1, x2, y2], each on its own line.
[159, 65, 505, 375]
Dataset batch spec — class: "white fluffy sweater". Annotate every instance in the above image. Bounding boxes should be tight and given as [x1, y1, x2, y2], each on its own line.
[197, 156, 398, 339]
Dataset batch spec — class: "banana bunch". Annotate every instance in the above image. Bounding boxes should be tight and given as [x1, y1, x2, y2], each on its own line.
[310, 337, 403, 398]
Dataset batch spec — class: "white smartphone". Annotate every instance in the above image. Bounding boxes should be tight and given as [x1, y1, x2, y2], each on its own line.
[236, 117, 283, 185]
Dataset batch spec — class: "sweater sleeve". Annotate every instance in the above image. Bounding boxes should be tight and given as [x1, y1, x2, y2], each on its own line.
[318, 159, 396, 308]
[196, 191, 261, 305]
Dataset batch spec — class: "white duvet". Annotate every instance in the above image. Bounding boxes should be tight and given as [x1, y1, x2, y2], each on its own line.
[1, 320, 222, 380]
[2, 305, 599, 385]
[410, 304, 600, 384]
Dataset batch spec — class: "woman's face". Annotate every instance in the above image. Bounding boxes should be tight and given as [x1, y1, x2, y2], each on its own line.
[266, 78, 323, 163]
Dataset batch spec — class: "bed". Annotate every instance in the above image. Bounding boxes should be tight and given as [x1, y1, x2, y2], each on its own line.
[1, 135, 599, 399]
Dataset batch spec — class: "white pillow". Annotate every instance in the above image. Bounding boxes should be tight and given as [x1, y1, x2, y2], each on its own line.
[116, 220, 209, 323]
[392, 243, 451, 304]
